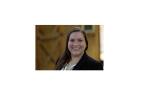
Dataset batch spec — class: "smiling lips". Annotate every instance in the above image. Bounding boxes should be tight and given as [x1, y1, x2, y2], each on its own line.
[71, 47, 81, 51]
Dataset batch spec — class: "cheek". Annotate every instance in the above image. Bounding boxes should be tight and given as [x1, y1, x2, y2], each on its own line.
[68, 42, 72, 49]
[81, 42, 86, 49]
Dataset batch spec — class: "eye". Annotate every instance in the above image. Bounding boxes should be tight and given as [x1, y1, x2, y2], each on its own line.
[78, 39, 83, 42]
[70, 39, 75, 42]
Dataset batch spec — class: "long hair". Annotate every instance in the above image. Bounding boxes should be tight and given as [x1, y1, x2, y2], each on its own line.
[56, 29, 88, 70]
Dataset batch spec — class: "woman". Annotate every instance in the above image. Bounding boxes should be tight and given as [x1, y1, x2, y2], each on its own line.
[56, 29, 103, 70]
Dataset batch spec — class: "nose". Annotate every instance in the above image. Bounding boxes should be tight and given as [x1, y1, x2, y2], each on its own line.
[72, 41, 79, 46]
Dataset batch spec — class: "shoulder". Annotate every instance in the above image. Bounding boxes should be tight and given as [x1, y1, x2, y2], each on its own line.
[85, 55, 103, 70]
[74, 53, 103, 70]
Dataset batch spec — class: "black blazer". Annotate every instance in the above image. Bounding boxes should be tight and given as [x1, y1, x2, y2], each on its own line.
[72, 53, 103, 70]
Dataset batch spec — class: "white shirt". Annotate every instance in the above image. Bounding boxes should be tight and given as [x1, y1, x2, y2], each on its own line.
[61, 63, 76, 70]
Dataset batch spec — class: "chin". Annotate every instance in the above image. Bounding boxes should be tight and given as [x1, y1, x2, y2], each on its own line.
[71, 52, 82, 56]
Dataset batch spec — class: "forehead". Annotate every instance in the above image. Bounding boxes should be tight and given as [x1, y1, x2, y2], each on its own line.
[69, 32, 85, 39]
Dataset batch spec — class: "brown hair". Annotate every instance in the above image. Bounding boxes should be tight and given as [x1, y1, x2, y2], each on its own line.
[56, 29, 88, 70]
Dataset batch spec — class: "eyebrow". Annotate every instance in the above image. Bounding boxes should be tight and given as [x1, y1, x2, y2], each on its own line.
[69, 38, 84, 40]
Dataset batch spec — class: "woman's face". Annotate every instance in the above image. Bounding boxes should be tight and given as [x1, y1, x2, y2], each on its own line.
[68, 32, 86, 57]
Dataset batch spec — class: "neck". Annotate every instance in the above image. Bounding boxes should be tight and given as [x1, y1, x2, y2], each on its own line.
[69, 52, 84, 65]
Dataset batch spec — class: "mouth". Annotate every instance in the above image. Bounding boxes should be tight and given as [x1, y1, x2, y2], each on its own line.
[72, 48, 80, 51]
[71, 47, 81, 51]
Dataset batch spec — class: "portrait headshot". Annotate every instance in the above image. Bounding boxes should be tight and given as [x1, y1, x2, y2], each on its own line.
[36, 25, 103, 70]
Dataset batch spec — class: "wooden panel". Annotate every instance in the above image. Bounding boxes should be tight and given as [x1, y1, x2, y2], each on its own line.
[35, 25, 100, 70]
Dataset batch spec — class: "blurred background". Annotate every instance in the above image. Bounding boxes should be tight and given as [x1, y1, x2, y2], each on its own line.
[36, 25, 103, 70]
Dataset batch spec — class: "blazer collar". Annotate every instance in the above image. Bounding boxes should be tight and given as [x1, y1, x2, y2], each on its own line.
[73, 53, 88, 70]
